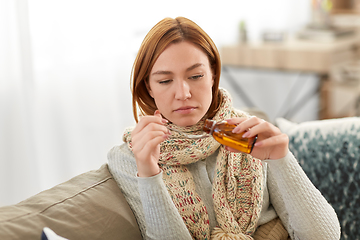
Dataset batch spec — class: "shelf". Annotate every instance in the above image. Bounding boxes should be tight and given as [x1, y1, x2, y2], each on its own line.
[331, 9, 360, 14]
[331, 0, 360, 15]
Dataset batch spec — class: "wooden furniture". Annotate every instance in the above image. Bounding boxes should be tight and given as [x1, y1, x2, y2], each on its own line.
[331, 0, 360, 14]
[221, 34, 360, 74]
[220, 33, 360, 119]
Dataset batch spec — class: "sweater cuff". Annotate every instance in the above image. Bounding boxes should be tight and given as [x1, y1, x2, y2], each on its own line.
[137, 169, 164, 185]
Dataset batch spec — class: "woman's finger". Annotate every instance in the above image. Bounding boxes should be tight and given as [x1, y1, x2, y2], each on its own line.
[224, 146, 241, 153]
[254, 133, 288, 148]
[132, 112, 166, 136]
[142, 135, 168, 153]
[132, 122, 169, 150]
[231, 116, 267, 135]
[243, 121, 281, 139]
[225, 117, 247, 125]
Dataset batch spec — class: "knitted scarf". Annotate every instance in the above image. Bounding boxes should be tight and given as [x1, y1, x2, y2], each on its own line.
[124, 89, 263, 239]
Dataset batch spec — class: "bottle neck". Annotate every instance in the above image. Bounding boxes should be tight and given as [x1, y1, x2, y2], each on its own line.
[209, 120, 216, 134]
[203, 119, 216, 134]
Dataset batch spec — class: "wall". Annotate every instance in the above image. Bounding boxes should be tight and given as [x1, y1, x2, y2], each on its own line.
[1, 0, 313, 206]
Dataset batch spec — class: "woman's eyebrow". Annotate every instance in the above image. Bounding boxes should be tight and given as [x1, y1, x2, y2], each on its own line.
[151, 63, 205, 76]
[186, 63, 204, 72]
[151, 70, 172, 76]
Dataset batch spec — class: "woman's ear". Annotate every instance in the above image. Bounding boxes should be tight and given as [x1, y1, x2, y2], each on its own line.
[145, 80, 154, 98]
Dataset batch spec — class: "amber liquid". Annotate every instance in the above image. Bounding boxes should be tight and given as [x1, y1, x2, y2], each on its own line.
[204, 121, 256, 154]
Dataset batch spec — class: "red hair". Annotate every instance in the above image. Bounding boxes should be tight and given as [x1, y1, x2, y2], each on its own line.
[131, 17, 223, 122]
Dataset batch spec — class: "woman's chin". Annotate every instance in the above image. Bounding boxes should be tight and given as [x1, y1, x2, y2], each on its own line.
[170, 117, 202, 127]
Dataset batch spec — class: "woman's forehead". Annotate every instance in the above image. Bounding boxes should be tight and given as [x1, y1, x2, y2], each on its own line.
[151, 42, 211, 73]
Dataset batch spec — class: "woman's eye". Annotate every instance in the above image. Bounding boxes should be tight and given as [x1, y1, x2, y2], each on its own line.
[190, 74, 204, 80]
[159, 79, 172, 84]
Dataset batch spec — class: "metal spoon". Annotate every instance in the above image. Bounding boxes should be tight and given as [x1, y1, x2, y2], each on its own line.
[167, 127, 210, 139]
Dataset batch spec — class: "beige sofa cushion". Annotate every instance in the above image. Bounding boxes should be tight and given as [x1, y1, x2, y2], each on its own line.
[0, 164, 142, 240]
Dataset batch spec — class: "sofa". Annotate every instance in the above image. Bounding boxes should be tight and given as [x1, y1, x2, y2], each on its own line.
[0, 116, 359, 240]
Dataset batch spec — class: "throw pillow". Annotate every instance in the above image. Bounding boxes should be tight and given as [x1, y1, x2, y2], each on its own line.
[275, 117, 360, 240]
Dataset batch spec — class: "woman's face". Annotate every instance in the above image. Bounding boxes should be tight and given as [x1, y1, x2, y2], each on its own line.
[147, 41, 214, 127]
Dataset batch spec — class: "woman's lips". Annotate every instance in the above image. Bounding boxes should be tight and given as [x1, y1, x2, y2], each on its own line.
[174, 106, 197, 114]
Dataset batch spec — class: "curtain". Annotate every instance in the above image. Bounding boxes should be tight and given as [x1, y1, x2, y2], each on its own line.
[0, 0, 41, 206]
[0, 0, 134, 206]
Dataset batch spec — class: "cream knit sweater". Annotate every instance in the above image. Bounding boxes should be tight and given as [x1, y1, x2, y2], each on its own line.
[108, 144, 340, 240]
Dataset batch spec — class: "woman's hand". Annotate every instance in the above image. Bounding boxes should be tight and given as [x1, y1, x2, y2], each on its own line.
[131, 110, 169, 177]
[225, 116, 289, 160]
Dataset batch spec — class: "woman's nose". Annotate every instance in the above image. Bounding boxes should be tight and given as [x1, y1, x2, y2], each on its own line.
[175, 80, 191, 100]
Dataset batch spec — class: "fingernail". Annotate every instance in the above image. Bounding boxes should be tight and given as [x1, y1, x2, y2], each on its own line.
[232, 126, 240, 133]
[161, 119, 168, 123]
[242, 132, 250, 138]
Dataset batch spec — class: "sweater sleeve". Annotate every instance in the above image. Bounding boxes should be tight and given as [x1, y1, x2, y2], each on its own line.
[107, 144, 192, 240]
[137, 172, 193, 240]
[265, 151, 341, 240]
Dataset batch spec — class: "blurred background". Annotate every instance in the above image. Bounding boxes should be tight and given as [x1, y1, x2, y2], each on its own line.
[1, 0, 359, 206]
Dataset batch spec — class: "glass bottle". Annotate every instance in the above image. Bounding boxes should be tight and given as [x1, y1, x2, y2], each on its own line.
[203, 119, 257, 154]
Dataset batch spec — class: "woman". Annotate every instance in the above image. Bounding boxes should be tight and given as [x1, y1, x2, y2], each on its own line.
[108, 17, 340, 240]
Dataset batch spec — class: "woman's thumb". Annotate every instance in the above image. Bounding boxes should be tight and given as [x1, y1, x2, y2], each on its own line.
[154, 110, 168, 123]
